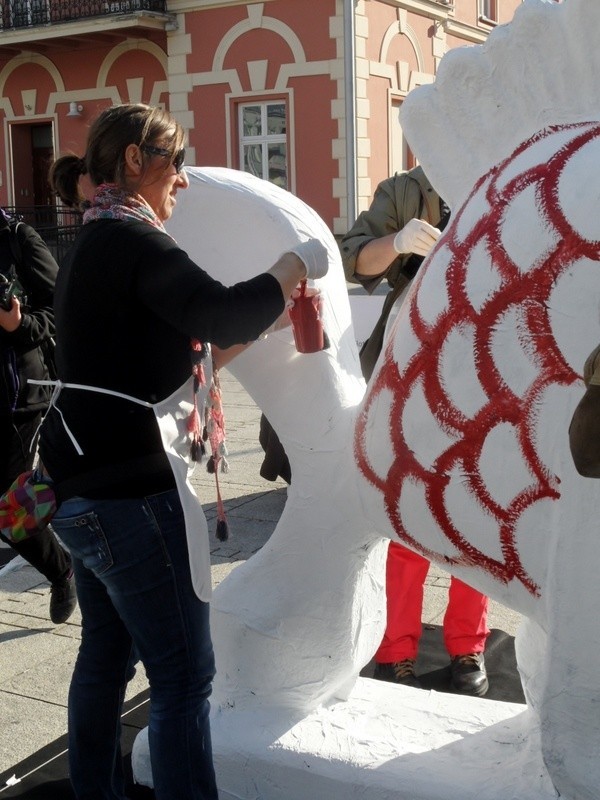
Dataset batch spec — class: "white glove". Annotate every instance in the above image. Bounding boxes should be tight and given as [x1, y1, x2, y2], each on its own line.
[287, 238, 329, 280]
[393, 218, 441, 257]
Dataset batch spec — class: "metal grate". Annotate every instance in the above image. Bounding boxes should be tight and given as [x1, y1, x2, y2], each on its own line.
[1, 0, 168, 31]
[5, 205, 82, 265]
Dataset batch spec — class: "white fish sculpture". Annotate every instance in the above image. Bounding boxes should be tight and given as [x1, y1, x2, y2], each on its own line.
[134, 3, 600, 797]
[360, 1, 600, 797]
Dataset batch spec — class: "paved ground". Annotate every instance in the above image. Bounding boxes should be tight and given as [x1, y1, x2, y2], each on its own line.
[0, 368, 523, 778]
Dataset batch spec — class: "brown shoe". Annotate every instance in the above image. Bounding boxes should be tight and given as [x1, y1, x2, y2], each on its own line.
[450, 652, 489, 697]
[373, 658, 422, 689]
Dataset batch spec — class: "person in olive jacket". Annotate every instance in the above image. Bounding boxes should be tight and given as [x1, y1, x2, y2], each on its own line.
[0, 210, 76, 624]
[340, 168, 490, 697]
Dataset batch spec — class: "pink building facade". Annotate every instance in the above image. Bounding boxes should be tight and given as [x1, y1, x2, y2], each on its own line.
[0, 0, 523, 236]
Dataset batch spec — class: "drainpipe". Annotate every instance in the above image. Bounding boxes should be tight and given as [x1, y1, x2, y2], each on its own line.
[343, 0, 357, 227]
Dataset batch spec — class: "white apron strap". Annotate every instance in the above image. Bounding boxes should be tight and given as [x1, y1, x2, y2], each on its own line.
[28, 378, 154, 455]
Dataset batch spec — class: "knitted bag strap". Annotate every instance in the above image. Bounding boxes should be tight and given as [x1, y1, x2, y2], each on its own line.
[188, 340, 230, 541]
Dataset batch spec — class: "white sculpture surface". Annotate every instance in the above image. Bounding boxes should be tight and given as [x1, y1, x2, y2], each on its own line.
[167, 166, 384, 713]
[392, 2, 600, 795]
[133, 2, 600, 797]
[358, 118, 600, 800]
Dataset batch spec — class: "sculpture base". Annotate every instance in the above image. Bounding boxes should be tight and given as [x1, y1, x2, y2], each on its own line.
[133, 677, 558, 799]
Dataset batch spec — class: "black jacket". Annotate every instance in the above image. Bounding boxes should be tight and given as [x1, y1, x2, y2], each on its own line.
[0, 216, 58, 416]
[39, 218, 284, 499]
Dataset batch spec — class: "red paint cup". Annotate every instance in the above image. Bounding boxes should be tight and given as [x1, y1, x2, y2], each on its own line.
[288, 281, 324, 353]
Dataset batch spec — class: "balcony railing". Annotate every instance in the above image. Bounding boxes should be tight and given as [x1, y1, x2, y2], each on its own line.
[6, 205, 82, 265]
[1, 0, 168, 31]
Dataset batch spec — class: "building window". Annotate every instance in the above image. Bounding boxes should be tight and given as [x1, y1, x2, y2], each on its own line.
[480, 0, 498, 21]
[238, 101, 288, 189]
[390, 100, 416, 176]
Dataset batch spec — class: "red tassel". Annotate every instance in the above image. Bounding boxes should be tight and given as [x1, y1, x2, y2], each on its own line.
[191, 339, 207, 387]
[192, 361, 205, 387]
[187, 407, 201, 434]
[187, 347, 231, 542]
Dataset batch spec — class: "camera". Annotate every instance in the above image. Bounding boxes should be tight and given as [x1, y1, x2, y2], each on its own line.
[0, 273, 27, 311]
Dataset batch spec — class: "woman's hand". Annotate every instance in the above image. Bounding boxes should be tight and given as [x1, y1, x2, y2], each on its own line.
[268, 238, 329, 300]
[286, 239, 329, 280]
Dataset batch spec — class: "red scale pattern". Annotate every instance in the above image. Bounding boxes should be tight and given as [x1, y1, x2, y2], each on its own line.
[356, 122, 600, 597]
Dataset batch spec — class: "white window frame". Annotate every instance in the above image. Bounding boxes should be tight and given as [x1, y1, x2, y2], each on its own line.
[389, 94, 417, 176]
[480, 0, 499, 22]
[238, 100, 289, 190]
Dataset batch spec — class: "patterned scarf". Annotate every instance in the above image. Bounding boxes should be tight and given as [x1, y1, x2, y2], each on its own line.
[83, 183, 167, 231]
[83, 183, 231, 540]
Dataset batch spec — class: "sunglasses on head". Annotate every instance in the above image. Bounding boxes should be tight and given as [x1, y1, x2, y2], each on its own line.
[141, 144, 186, 174]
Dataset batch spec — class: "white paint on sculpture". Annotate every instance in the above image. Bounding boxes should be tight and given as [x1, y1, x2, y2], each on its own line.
[166, 167, 387, 713]
[360, 120, 600, 598]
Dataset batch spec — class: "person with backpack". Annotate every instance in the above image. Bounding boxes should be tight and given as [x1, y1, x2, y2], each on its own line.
[340, 167, 490, 696]
[0, 209, 77, 624]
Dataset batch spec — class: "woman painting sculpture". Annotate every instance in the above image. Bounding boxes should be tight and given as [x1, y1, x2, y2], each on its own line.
[38, 103, 328, 800]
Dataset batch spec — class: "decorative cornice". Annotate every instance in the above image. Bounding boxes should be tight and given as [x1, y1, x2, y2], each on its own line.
[167, 0, 274, 12]
[0, 12, 176, 48]
[381, 0, 453, 24]
[444, 18, 489, 43]
[384, 0, 493, 43]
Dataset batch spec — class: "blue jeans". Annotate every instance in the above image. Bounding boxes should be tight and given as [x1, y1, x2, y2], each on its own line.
[52, 489, 218, 800]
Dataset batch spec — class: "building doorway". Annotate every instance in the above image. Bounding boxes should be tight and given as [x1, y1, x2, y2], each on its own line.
[10, 121, 55, 217]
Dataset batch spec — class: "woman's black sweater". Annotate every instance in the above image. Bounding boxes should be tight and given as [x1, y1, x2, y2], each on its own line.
[39, 219, 283, 499]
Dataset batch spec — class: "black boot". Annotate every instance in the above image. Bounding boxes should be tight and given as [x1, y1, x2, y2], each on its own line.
[450, 653, 489, 697]
[49, 568, 77, 624]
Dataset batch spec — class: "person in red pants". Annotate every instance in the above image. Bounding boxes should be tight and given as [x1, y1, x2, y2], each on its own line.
[341, 167, 489, 695]
[374, 542, 489, 695]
